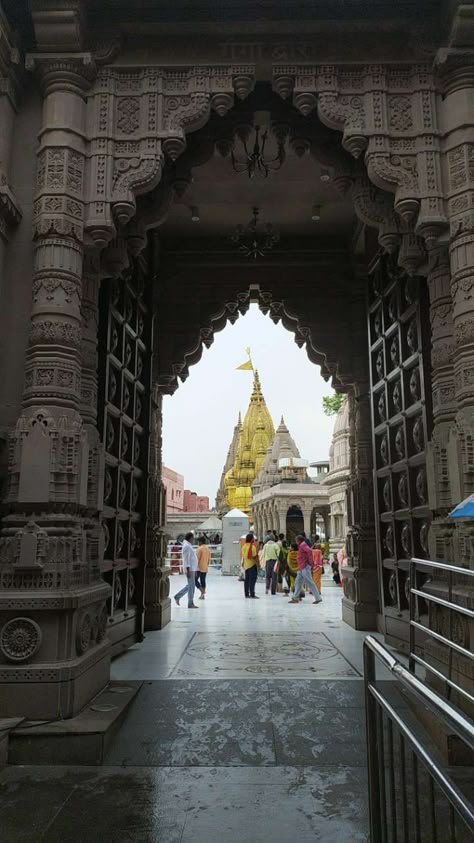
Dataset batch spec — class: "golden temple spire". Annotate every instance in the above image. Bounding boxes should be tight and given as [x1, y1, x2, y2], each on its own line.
[224, 365, 275, 515]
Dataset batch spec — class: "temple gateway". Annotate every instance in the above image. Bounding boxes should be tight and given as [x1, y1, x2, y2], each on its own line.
[0, 0, 473, 723]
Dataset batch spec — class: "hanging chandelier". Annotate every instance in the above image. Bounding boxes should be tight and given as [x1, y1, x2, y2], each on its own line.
[231, 124, 285, 178]
[231, 207, 280, 260]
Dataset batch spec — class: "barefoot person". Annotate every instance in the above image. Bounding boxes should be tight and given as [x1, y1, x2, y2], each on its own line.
[174, 532, 199, 609]
[289, 535, 323, 605]
[195, 536, 210, 600]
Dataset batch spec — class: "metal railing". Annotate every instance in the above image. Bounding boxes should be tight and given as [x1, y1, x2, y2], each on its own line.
[409, 558, 474, 707]
[165, 542, 222, 573]
[364, 635, 474, 842]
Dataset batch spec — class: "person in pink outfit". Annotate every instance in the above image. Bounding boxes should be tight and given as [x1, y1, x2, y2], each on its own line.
[288, 535, 323, 605]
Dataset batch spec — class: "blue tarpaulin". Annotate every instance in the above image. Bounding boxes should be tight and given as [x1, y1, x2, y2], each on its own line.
[448, 494, 474, 519]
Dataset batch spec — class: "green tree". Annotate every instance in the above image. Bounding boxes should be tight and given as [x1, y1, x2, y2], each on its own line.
[322, 393, 345, 416]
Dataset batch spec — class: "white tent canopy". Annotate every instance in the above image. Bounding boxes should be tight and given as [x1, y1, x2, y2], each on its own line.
[197, 515, 223, 532]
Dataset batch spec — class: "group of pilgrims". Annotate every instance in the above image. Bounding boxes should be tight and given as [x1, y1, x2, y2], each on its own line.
[240, 530, 342, 604]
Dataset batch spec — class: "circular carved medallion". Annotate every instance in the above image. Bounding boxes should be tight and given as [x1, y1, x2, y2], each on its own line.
[416, 469, 427, 503]
[409, 368, 420, 402]
[0, 617, 42, 662]
[102, 521, 110, 555]
[104, 469, 113, 504]
[378, 392, 386, 422]
[392, 381, 402, 413]
[404, 574, 411, 605]
[401, 523, 412, 557]
[383, 480, 391, 510]
[420, 521, 430, 554]
[113, 573, 123, 607]
[128, 572, 136, 603]
[106, 417, 115, 450]
[412, 417, 424, 452]
[407, 319, 418, 353]
[384, 525, 394, 556]
[398, 473, 409, 507]
[374, 310, 382, 338]
[395, 427, 405, 459]
[121, 428, 129, 459]
[390, 337, 399, 367]
[388, 294, 397, 322]
[116, 523, 125, 556]
[108, 370, 117, 402]
[376, 351, 384, 381]
[123, 382, 131, 413]
[380, 434, 389, 466]
[388, 572, 397, 605]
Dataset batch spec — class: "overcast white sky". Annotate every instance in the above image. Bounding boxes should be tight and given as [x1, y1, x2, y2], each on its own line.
[162, 305, 337, 503]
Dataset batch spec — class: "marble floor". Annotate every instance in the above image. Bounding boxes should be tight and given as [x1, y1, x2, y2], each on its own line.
[0, 570, 377, 842]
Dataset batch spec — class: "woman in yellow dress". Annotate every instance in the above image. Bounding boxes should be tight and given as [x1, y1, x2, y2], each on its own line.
[241, 533, 259, 599]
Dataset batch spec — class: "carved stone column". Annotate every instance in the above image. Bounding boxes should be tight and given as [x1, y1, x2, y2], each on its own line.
[425, 244, 457, 559]
[0, 56, 110, 719]
[439, 57, 474, 568]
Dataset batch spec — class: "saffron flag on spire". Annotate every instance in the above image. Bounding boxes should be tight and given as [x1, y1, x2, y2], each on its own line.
[236, 347, 253, 371]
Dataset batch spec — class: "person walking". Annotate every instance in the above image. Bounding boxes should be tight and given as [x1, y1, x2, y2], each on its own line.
[286, 542, 298, 593]
[289, 535, 323, 605]
[195, 536, 210, 600]
[311, 542, 323, 594]
[174, 532, 199, 609]
[242, 532, 259, 598]
[262, 535, 279, 595]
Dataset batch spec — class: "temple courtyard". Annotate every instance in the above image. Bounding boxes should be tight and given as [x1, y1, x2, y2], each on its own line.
[0, 570, 375, 842]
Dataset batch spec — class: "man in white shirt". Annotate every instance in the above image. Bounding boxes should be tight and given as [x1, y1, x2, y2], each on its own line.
[174, 532, 199, 609]
[262, 537, 279, 595]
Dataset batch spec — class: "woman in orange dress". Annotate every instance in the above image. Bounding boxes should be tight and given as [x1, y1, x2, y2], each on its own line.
[311, 543, 323, 593]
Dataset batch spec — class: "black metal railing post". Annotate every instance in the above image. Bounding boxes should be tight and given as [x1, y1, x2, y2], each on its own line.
[364, 642, 383, 842]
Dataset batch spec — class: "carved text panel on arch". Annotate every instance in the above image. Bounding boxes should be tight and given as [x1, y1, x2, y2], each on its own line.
[85, 65, 255, 247]
[271, 64, 445, 233]
[368, 254, 432, 640]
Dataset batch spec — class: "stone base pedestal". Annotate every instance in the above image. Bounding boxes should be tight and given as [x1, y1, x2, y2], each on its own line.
[341, 565, 379, 631]
[0, 642, 111, 720]
[8, 680, 142, 766]
[342, 597, 378, 630]
[144, 565, 171, 630]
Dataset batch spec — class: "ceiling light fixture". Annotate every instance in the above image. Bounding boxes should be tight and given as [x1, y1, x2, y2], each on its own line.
[231, 207, 280, 260]
[231, 124, 285, 179]
[320, 169, 331, 182]
[190, 205, 200, 223]
[311, 204, 322, 221]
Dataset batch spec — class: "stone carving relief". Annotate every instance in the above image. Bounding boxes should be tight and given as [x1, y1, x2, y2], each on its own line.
[272, 64, 446, 236]
[0, 617, 42, 662]
[85, 65, 255, 248]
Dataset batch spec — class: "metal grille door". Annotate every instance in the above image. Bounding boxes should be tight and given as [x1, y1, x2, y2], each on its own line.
[368, 254, 432, 647]
[98, 262, 151, 654]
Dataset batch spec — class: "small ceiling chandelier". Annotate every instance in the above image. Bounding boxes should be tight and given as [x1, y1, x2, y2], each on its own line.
[231, 124, 285, 178]
[231, 207, 280, 260]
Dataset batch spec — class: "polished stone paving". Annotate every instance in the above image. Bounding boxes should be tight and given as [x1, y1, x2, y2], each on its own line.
[0, 571, 374, 842]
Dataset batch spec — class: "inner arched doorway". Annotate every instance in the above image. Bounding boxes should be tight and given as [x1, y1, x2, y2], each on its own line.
[286, 506, 304, 542]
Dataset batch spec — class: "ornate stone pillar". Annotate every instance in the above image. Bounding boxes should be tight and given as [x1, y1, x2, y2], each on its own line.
[439, 53, 474, 567]
[425, 244, 457, 559]
[0, 56, 110, 719]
